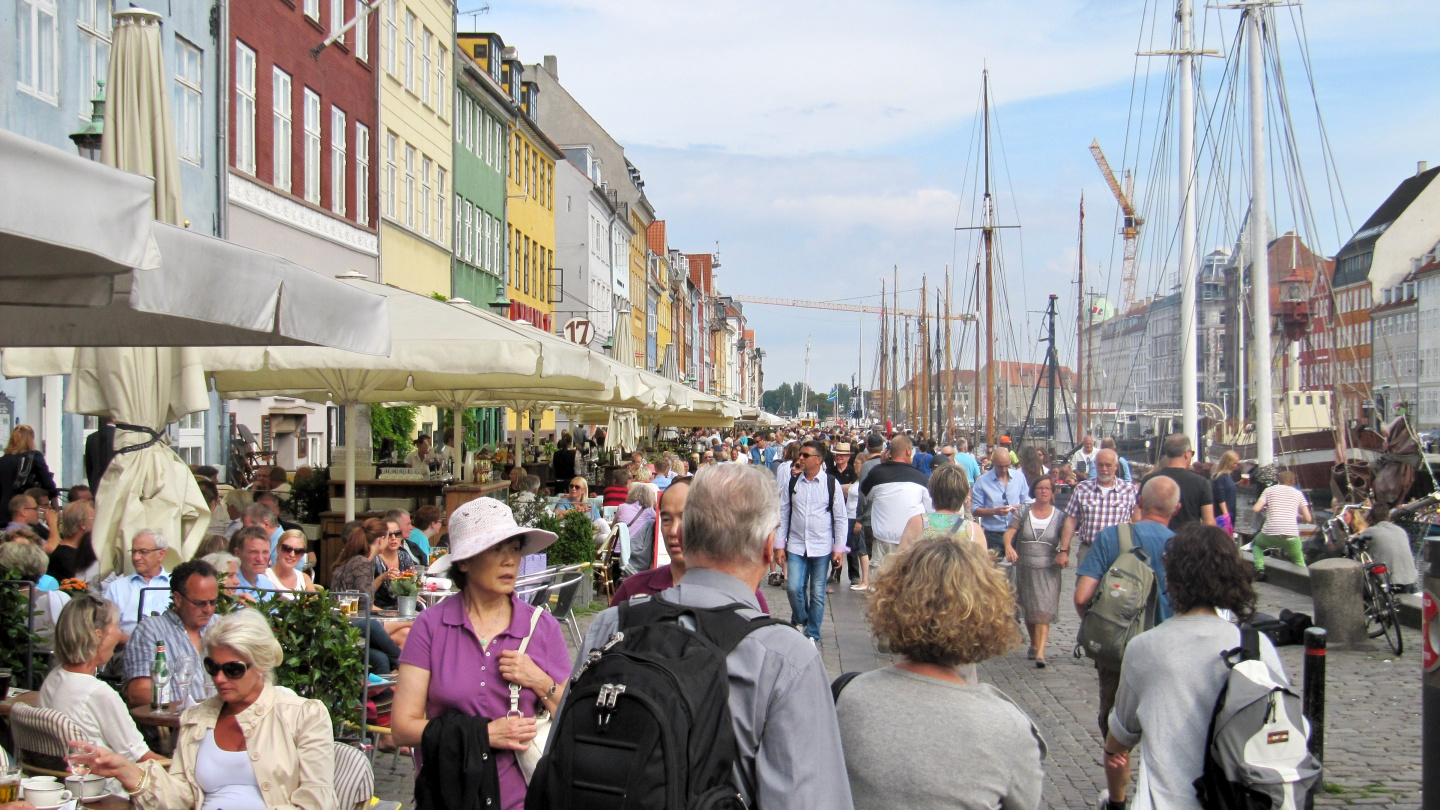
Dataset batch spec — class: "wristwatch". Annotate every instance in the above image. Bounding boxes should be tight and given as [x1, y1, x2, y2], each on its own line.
[543, 680, 557, 700]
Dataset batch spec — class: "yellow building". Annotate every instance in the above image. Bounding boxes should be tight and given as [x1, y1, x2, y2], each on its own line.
[628, 207, 650, 368]
[378, 0, 453, 296]
[502, 59, 561, 334]
[655, 254, 673, 368]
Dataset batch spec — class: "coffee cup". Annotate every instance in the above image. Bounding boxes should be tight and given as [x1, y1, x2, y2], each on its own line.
[22, 777, 72, 806]
[66, 775, 106, 800]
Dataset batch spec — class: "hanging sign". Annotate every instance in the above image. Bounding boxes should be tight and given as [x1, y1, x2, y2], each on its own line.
[563, 318, 593, 346]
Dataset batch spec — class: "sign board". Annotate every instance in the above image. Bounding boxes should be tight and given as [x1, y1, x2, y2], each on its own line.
[563, 318, 593, 346]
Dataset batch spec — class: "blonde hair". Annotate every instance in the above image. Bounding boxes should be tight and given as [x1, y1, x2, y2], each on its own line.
[569, 477, 589, 498]
[54, 594, 119, 666]
[4, 425, 35, 455]
[276, 528, 308, 550]
[868, 537, 1020, 667]
[204, 609, 283, 683]
[1212, 450, 1240, 480]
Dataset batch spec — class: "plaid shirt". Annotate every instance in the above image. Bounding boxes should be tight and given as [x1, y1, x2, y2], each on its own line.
[1063, 477, 1139, 547]
[121, 609, 218, 703]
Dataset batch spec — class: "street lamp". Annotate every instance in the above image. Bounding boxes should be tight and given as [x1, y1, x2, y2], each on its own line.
[488, 290, 513, 316]
[69, 80, 106, 161]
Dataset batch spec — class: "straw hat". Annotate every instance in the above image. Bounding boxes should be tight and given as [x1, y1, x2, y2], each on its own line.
[832, 442, 852, 455]
[427, 498, 555, 575]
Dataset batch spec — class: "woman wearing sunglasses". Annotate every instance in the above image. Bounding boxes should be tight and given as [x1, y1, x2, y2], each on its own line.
[372, 517, 419, 610]
[265, 530, 315, 598]
[552, 477, 600, 520]
[73, 609, 339, 810]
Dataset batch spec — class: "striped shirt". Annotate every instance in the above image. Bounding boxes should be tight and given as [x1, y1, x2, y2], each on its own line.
[1257, 484, 1309, 537]
[1063, 477, 1140, 547]
[121, 609, 219, 704]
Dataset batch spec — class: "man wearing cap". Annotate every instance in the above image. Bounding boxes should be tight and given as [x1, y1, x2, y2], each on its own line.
[576, 465, 853, 809]
[392, 499, 573, 809]
[999, 435, 1020, 465]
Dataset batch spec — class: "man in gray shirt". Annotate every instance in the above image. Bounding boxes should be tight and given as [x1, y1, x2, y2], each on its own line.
[574, 464, 854, 810]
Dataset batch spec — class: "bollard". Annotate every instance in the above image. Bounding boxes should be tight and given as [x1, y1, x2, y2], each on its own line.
[1423, 539, 1440, 809]
[1309, 558, 1368, 649]
[1303, 627, 1326, 769]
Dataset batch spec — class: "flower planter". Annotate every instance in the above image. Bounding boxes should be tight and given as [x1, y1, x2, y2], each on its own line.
[396, 595, 418, 618]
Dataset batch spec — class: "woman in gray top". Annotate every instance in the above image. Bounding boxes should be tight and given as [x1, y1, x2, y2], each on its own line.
[1102, 524, 1287, 810]
[1002, 476, 1063, 667]
[836, 537, 1046, 810]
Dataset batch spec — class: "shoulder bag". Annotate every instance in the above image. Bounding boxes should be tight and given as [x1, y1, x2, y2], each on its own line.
[511, 606, 551, 782]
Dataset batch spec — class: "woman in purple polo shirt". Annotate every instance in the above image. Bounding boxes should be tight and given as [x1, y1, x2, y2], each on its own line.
[392, 499, 571, 810]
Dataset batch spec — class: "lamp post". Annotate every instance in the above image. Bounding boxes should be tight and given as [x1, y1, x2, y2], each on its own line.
[488, 290, 513, 317]
[69, 80, 106, 160]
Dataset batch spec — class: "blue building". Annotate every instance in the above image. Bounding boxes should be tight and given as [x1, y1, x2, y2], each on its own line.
[2, 0, 225, 486]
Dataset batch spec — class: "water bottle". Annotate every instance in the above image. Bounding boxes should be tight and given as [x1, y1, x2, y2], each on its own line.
[150, 641, 170, 710]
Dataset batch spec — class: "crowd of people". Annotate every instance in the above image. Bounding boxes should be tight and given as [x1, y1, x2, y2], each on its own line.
[2, 416, 1414, 810]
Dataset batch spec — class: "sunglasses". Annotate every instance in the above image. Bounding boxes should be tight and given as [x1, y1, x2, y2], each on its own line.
[386, 531, 404, 538]
[569, 485, 584, 490]
[203, 657, 252, 680]
[179, 593, 220, 608]
[799, 452, 820, 459]
[279, 544, 306, 556]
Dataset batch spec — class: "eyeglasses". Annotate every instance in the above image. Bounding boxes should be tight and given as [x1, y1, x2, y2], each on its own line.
[130, 548, 163, 556]
[279, 544, 306, 556]
[203, 657, 252, 680]
[178, 593, 220, 609]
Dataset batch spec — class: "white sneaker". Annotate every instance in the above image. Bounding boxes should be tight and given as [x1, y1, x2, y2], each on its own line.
[1096, 790, 1109, 810]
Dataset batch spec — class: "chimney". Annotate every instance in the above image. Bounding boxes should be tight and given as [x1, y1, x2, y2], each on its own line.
[544, 55, 558, 80]
[1420, 161, 1430, 176]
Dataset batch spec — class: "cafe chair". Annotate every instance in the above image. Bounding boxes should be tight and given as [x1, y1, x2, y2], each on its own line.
[593, 541, 616, 602]
[9, 704, 86, 777]
[601, 505, 618, 523]
[333, 741, 375, 810]
[546, 574, 586, 647]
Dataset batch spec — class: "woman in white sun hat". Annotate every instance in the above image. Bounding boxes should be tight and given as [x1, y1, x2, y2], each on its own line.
[391, 498, 571, 809]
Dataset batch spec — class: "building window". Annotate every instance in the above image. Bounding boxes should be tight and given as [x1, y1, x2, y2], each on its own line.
[77, 0, 110, 117]
[271, 67, 292, 191]
[420, 28, 432, 106]
[419, 155, 431, 236]
[384, 0, 396, 74]
[404, 11, 416, 92]
[435, 167, 445, 243]
[403, 144, 415, 226]
[330, 0, 343, 37]
[304, 0, 319, 20]
[384, 130, 396, 218]
[523, 237, 530, 295]
[303, 88, 321, 205]
[173, 37, 203, 164]
[18, 0, 58, 102]
[234, 42, 257, 173]
[354, 0, 368, 62]
[330, 106, 346, 215]
[435, 45, 446, 116]
[455, 196, 465, 261]
[513, 135, 520, 183]
[355, 123, 370, 225]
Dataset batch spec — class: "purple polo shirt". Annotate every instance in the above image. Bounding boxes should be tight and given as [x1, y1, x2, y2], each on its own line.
[399, 592, 572, 810]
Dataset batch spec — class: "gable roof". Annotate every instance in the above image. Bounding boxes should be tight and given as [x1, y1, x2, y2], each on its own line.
[1333, 165, 1440, 287]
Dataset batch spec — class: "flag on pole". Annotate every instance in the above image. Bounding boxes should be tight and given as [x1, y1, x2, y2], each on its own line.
[827, 385, 839, 402]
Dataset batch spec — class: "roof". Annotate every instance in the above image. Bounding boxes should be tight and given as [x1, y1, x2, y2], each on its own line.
[1264, 232, 1332, 310]
[647, 221, 667, 257]
[1333, 165, 1440, 287]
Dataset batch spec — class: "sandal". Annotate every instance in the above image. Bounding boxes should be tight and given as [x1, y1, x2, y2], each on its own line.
[849, 583, 868, 591]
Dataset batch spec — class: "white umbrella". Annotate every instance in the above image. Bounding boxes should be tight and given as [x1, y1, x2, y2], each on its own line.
[201, 280, 611, 519]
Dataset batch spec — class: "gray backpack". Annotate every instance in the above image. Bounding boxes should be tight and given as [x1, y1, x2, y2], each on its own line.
[1074, 523, 1157, 669]
[1193, 628, 1321, 809]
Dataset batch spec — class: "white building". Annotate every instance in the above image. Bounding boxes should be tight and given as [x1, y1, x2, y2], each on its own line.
[555, 148, 624, 350]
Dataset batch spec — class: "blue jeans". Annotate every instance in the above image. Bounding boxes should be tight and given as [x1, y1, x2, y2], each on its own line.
[785, 552, 831, 640]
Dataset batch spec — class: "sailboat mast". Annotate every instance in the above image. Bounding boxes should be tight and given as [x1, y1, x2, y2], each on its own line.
[1179, 0, 1200, 443]
[879, 279, 888, 427]
[944, 265, 953, 442]
[983, 69, 997, 447]
[802, 336, 812, 416]
[1248, 2, 1275, 465]
[921, 275, 930, 437]
[1077, 195, 1086, 442]
[892, 266, 900, 428]
[973, 260, 982, 443]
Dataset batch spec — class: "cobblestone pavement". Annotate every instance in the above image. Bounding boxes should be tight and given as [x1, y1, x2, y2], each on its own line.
[375, 568, 1422, 809]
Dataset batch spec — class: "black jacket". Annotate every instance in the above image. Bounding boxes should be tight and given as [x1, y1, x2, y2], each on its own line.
[416, 709, 501, 810]
[84, 424, 115, 494]
[0, 450, 59, 508]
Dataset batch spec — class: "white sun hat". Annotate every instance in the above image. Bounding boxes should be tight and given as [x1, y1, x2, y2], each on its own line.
[427, 498, 556, 575]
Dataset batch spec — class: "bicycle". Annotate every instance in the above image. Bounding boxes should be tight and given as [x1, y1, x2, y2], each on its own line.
[1323, 505, 1403, 655]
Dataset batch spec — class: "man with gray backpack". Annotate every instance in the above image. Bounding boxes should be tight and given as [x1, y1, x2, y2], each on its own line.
[1074, 475, 1181, 739]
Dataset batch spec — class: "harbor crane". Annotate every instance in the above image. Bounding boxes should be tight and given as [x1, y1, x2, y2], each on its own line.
[1089, 139, 1143, 312]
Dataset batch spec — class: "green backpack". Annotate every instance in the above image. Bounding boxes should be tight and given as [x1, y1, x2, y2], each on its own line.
[1074, 524, 1158, 669]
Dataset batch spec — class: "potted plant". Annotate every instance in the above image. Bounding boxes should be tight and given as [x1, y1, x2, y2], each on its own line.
[390, 571, 420, 618]
[266, 590, 365, 735]
[549, 509, 597, 606]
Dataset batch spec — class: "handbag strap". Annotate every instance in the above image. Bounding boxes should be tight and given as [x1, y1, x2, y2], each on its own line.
[508, 606, 546, 716]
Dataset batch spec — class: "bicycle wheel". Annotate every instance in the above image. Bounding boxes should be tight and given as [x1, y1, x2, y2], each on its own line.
[1362, 574, 1387, 639]
[1378, 575, 1403, 656]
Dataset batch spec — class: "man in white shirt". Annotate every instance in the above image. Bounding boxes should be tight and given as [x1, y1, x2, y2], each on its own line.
[776, 440, 848, 642]
[858, 436, 933, 571]
[103, 529, 171, 640]
[1070, 435, 1099, 479]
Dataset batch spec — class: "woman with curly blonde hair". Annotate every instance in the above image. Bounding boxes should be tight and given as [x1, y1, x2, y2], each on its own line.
[837, 538, 1045, 810]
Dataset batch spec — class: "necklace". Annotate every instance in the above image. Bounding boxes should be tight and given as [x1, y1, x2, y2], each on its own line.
[471, 604, 508, 646]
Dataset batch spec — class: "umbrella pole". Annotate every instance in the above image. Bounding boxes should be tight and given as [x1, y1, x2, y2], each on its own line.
[345, 404, 357, 522]
[453, 407, 466, 482]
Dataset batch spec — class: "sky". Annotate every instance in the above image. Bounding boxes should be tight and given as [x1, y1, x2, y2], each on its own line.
[471, 0, 1440, 394]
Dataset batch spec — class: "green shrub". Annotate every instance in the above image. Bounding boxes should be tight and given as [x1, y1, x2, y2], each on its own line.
[266, 591, 365, 731]
[0, 576, 40, 687]
[548, 509, 596, 568]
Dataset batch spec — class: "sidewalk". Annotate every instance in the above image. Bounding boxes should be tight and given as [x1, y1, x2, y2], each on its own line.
[375, 568, 1422, 808]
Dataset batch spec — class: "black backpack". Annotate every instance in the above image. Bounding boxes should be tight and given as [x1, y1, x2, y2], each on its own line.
[526, 595, 788, 810]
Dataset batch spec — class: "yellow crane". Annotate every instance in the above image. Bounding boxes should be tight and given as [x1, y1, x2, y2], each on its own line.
[731, 294, 975, 321]
[1089, 139, 1143, 312]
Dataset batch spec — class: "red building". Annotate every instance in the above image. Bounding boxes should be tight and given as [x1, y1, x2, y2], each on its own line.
[227, 0, 380, 278]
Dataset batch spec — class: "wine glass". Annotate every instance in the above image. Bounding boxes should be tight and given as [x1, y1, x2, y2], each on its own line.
[67, 743, 92, 779]
[171, 660, 195, 708]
